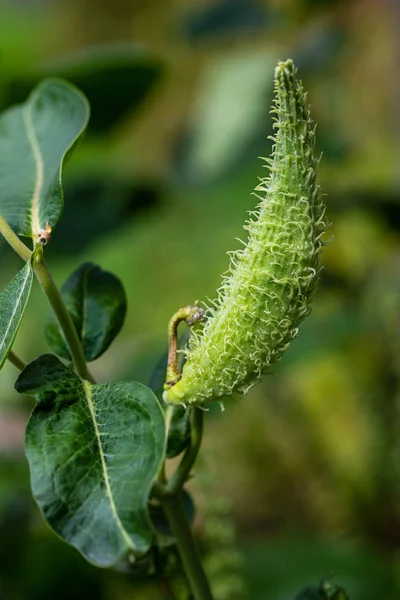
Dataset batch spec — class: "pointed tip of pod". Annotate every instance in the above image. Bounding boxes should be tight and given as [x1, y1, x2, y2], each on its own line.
[274, 59, 298, 91]
[274, 58, 295, 76]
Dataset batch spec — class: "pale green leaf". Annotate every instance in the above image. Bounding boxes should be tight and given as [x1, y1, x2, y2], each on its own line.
[183, 51, 275, 183]
[0, 261, 33, 370]
[0, 78, 89, 239]
[16, 354, 166, 567]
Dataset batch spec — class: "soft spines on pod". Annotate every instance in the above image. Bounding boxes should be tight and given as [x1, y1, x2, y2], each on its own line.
[163, 59, 328, 405]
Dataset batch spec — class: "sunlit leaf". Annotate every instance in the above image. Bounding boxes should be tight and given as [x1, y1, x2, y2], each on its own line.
[0, 261, 33, 370]
[0, 79, 89, 238]
[45, 262, 127, 362]
[16, 354, 166, 567]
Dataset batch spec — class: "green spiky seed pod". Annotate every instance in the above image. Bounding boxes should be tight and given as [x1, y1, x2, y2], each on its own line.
[164, 59, 327, 405]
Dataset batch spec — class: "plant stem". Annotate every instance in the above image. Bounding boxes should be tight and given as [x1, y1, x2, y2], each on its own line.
[167, 407, 204, 493]
[0, 213, 32, 262]
[160, 491, 214, 600]
[7, 351, 27, 371]
[152, 408, 211, 598]
[33, 249, 94, 383]
[0, 211, 93, 381]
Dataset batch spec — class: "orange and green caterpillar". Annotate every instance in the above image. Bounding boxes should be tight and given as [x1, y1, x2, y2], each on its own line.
[164, 59, 328, 405]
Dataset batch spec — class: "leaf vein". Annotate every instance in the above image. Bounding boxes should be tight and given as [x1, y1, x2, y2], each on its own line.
[23, 101, 44, 236]
[82, 380, 135, 552]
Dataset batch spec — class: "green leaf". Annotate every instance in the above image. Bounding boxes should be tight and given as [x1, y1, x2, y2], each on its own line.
[15, 354, 166, 567]
[0, 261, 33, 370]
[45, 262, 127, 362]
[0, 78, 89, 239]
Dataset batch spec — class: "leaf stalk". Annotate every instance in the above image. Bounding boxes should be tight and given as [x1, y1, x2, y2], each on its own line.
[7, 350, 27, 371]
[0, 213, 32, 262]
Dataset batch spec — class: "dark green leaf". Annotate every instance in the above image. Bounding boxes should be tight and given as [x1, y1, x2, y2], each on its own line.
[7, 44, 163, 134]
[15, 354, 166, 567]
[166, 406, 191, 459]
[0, 261, 33, 370]
[0, 79, 89, 238]
[45, 262, 127, 362]
[294, 586, 326, 600]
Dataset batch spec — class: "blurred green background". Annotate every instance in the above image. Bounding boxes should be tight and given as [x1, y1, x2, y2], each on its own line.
[0, 0, 399, 598]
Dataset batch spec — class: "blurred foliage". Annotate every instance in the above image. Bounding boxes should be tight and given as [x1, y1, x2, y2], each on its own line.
[0, 0, 399, 598]
[3, 44, 164, 135]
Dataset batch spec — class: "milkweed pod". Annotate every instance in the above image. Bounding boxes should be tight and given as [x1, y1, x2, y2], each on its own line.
[164, 59, 328, 405]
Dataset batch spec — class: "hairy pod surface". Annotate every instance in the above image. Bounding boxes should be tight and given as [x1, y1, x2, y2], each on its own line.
[164, 59, 327, 405]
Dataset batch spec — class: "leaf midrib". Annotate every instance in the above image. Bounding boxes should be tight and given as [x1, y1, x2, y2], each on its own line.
[82, 380, 135, 552]
[23, 100, 44, 237]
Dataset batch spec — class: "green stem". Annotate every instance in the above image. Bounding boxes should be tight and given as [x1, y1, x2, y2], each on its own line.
[167, 407, 204, 493]
[154, 408, 211, 598]
[0, 213, 32, 262]
[7, 350, 27, 371]
[33, 249, 94, 383]
[160, 491, 214, 600]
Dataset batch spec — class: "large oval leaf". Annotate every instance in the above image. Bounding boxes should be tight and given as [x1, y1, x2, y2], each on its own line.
[0, 261, 33, 370]
[45, 262, 127, 362]
[0, 79, 89, 239]
[15, 354, 166, 567]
